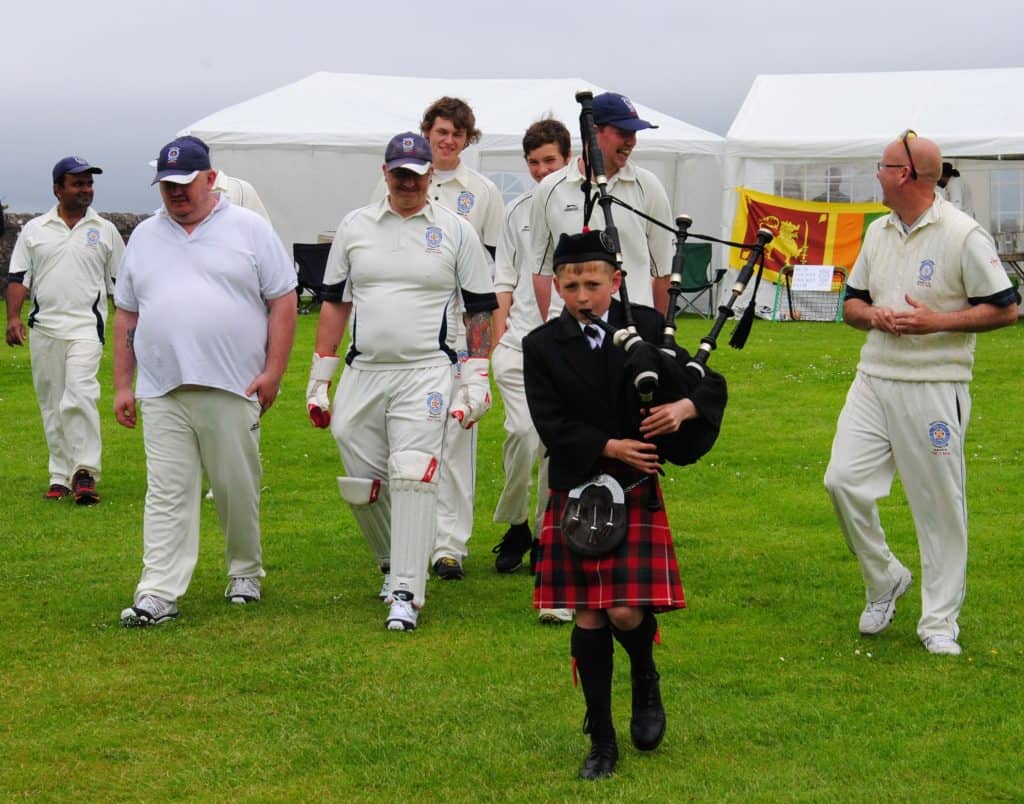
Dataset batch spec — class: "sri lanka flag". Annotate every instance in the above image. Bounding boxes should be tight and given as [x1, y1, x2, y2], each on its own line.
[730, 188, 888, 282]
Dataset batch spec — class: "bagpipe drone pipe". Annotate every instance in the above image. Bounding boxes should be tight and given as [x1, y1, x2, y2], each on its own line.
[574, 90, 773, 467]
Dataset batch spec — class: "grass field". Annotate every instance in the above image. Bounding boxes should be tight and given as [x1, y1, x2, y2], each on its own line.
[1, 313, 1022, 801]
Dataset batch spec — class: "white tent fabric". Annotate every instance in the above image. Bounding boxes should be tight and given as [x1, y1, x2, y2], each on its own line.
[183, 72, 724, 253]
[723, 67, 1024, 315]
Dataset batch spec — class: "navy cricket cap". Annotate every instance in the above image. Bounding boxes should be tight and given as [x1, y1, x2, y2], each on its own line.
[384, 132, 432, 174]
[592, 92, 658, 131]
[52, 156, 103, 183]
[552, 230, 618, 271]
[151, 137, 212, 185]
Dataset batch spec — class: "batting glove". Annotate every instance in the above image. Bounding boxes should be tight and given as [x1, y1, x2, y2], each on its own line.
[306, 353, 341, 428]
[449, 357, 492, 429]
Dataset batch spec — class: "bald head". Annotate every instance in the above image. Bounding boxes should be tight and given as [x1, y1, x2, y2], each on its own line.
[903, 134, 941, 185]
[877, 133, 943, 221]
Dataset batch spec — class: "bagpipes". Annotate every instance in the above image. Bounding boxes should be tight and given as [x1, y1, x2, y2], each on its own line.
[574, 90, 773, 467]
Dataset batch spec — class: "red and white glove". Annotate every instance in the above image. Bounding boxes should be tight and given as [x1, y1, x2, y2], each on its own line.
[306, 353, 340, 428]
[449, 357, 492, 429]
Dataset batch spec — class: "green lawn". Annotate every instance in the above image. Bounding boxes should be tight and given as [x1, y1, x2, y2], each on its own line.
[1, 313, 1022, 801]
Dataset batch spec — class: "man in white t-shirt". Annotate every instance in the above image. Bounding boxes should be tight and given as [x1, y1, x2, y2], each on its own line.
[824, 132, 1017, 656]
[114, 136, 297, 627]
[489, 120, 571, 599]
[306, 132, 496, 631]
[530, 92, 673, 320]
[5, 156, 124, 504]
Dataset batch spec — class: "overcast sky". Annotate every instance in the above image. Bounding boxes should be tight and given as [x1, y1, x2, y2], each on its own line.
[2, 0, 1019, 213]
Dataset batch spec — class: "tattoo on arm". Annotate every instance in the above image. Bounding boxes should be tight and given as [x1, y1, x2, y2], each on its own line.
[465, 311, 492, 358]
[126, 327, 135, 350]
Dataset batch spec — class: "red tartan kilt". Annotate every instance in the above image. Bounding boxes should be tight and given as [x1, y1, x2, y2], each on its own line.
[533, 481, 686, 613]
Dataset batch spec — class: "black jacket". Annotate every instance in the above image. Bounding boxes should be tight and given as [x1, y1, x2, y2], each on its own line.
[523, 300, 726, 490]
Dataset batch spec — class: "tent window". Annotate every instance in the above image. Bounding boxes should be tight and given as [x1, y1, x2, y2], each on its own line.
[488, 171, 532, 205]
[990, 169, 1024, 234]
[773, 163, 881, 203]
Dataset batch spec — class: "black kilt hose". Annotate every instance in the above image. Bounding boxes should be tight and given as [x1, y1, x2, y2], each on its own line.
[533, 478, 686, 612]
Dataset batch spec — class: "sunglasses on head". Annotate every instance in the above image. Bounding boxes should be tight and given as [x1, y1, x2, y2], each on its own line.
[900, 129, 918, 181]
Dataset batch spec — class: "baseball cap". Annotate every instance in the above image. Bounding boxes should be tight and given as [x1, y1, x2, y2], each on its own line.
[151, 137, 212, 185]
[552, 230, 618, 271]
[52, 156, 103, 183]
[384, 132, 432, 174]
[592, 92, 658, 131]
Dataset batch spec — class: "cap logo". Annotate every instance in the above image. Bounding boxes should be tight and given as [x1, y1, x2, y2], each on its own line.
[167, 147, 180, 164]
[621, 96, 637, 115]
[402, 137, 415, 153]
[73, 157, 88, 166]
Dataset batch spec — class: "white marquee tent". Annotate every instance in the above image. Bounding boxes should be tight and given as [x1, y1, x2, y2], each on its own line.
[183, 72, 725, 253]
[724, 67, 1024, 314]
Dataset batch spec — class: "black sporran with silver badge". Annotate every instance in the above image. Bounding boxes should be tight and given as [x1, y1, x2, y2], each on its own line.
[560, 473, 628, 558]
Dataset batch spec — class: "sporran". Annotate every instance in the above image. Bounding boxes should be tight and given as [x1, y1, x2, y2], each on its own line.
[560, 473, 629, 558]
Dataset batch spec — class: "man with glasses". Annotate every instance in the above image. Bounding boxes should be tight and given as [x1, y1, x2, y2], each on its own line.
[825, 131, 1018, 656]
[307, 133, 496, 631]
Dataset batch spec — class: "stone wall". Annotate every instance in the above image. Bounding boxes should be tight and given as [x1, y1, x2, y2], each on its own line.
[1, 212, 148, 283]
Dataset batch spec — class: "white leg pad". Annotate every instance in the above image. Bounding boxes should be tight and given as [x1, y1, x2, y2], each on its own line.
[338, 477, 391, 567]
[388, 451, 439, 607]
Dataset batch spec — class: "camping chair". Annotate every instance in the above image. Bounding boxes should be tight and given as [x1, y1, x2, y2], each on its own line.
[293, 242, 331, 314]
[675, 242, 725, 319]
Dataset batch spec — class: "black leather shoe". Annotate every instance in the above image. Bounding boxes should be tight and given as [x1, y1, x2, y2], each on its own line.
[630, 670, 666, 751]
[492, 523, 532, 573]
[579, 733, 618, 780]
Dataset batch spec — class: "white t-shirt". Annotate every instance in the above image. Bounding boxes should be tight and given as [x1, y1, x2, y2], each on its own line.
[10, 205, 124, 341]
[324, 199, 494, 369]
[530, 159, 673, 312]
[115, 197, 297, 398]
[494, 190, 543, 350]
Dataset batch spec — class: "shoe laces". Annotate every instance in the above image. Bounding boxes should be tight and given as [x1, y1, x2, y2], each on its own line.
[230, 577, 259, 598]
[137, 594, 171, 617]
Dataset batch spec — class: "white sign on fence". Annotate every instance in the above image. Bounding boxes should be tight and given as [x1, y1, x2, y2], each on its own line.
[792, 265, 834, 291]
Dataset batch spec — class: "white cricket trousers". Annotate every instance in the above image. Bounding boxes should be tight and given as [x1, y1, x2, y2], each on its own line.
[29, 331, 103, 486]
[134, 389, 263, 603]
[332, 363, 450, 606]
[434, 350, 477, 565]
[491, 342, 547, 529]
[824, 373, 971, 641]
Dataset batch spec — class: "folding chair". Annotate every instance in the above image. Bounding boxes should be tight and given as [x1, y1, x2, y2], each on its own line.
[675, 242, 726, 318]
[293, 242, 331, 314]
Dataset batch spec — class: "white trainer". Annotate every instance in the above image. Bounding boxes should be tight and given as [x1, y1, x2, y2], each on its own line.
[858, 566, 912, 635]
[225, 576, 261, 604]
[923, 635, 962, 656]
[538, 608, 574, 624]
[386, 593, 418, 631]
[120, 594, 179, 627]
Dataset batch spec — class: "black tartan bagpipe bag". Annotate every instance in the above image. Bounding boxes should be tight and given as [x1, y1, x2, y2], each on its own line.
[560, 473, 629, 558]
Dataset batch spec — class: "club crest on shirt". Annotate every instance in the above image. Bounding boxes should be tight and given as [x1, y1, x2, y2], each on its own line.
[456, 191, 475, 215]
[426, 391, 445, 420]
[425, 226, 443, 252]
[928, 420, 951, 454]
[85, 228, 100, 246]
[917, 259, 935, 287]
